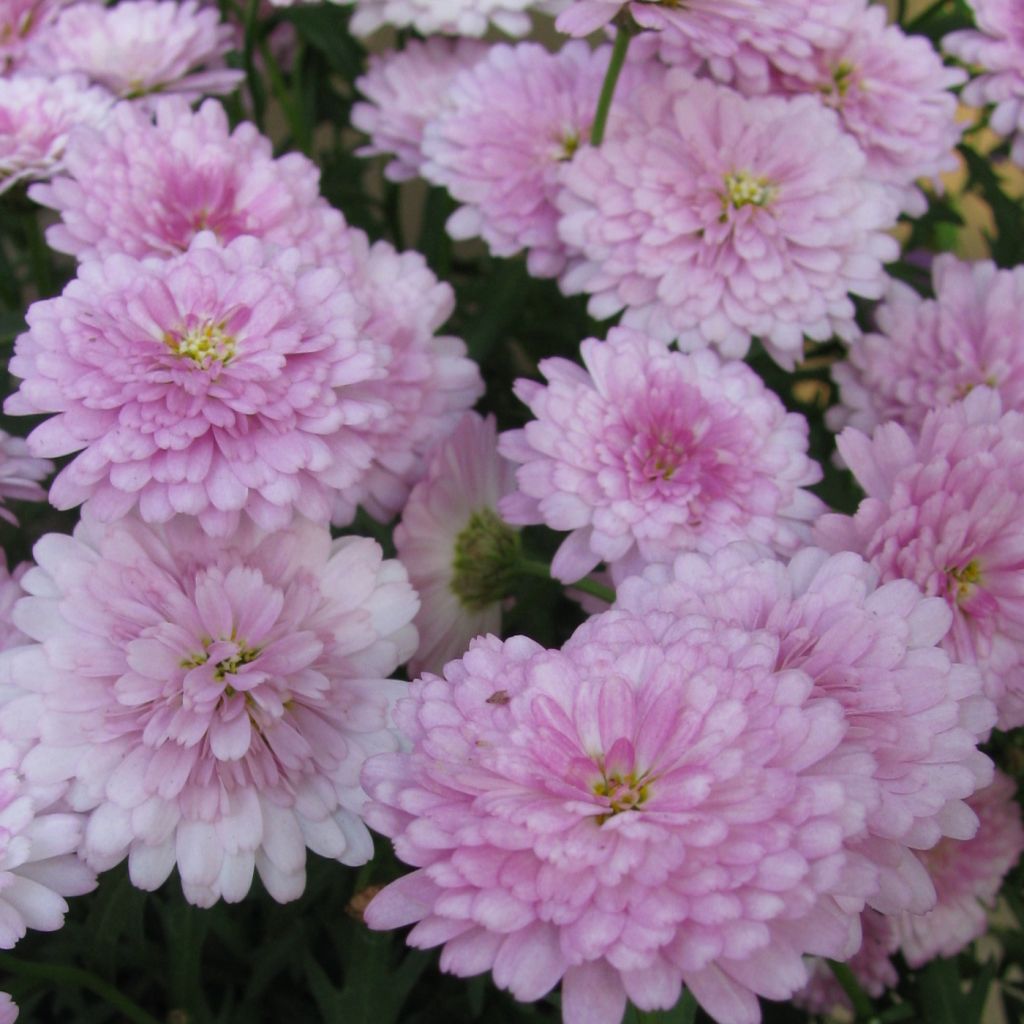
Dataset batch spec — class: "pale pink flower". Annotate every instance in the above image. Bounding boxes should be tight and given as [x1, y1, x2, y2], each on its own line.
[816, 388, 1024, 730]
[24, 0, 242, 103]
[898, 770, 1024, 966]
[30, 98, 341, 263]
[0, 74, 113, 196]
[364, 612, 877, 1024]
[831, 255, 1024, 437]
[616, 545, 995, 916]
[395, 412, 519, 678]
[558, 73, 900, 367]
[0, 0, 69, 72]
[946, 0, 1024, 165]
[352, 38, 487, 183]
[341, 0, 556, 38]
[0, 556, 29, 654]
[499, 327, 824, 584]
[0, 993, 15, 1024]
[0, 514, 418, 906]
[0, 429, 51, 526]
[5, 233, 385, 536]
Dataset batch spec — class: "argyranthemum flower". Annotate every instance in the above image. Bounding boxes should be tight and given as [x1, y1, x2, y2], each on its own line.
[23, 0, 242, 103]
[616, 545, 995, 915]
[0, 0, 68, 72]
[341, 0, 556, 38]
[0, 74, 113, 196]
[0, 428, 52, 526]
[946, 0, 1024, 165]
[816, 388, 1024, 731]
[0, 515, 418, 906]
[4, 233, 384, 536]
[352, 37, 487, 183]
[558, 73, 900, 367]
[363, 613, 877, 1024]
[898, 770, 1024, 966]
[395, 412, 519, 678]
[498, 327, 824, 583]
[30, 98, 340, 263]
[830, 255, 1024, 437]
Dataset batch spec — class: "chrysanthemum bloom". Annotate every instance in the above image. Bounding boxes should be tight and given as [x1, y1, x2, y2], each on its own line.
[0, 993, 15, 1024]
[558, 74, 900, 367]
[616, 546, 995, 914]
[395, 412, 519, 678]
[0, 74, 112, 196]
[830, 255, 1024, 437]
[5, 233, 386, 536]
[30, 98, 340, 263]
[421, 42, 629, 279]
[498, 327, 824, 583]
[946, 0, 1024, 165]
[341, 0, 556, 37]
[0, 429, 51, 526]
[0, 515, 418, 906]
[898, 770, 1024, 966]
[816, 389, 1024, 730]
[352, 38, 487, 183]
[363, 612, 878, 1024]
[23, 0, 242, 103]
[0, 0, 67, 71]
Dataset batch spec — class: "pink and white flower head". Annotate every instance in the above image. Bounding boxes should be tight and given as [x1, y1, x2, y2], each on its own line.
[0, 515, 418, 907]
[352, 38, 487, 184]
[0, 429, 51, 526]
[816, 388, 1024, 731]
[898, 770, 1024, 966]
[342, 0, 556, 38]
[946, 0, 1024, 165]
[0, 993, 15, 1024]
[615, 545, 996, 915]
[0, 74, 113, 196]
[363, 613, 878, 1024]
[30, 98, 341, 264]
[558, 73, 900, 368]
[498, 327, 824, 584]
[0, 0, 69, 72]
[395, 412, 519, 678]
[831, 255, 1024, 437]
[23, 0, 242, 103]
[421, 41, 633, 278]
[4, 232, 386, 536]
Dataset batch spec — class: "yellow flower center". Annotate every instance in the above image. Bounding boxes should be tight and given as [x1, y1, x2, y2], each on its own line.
[593, 769, 650, 825]
[724, 170, 777, 210]
[165, 321, 237, 368]
[950, 559, 982, 601]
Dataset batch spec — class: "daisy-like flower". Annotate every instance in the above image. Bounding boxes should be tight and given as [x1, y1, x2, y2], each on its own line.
[558, 74, 900, 367]
[0, 515, 418, 906]
[5, 233, 384, 536]
[0, 0, 67, 72]
[23, 0, 242, 103]
[341, 0, 556, 38]
[363, 613, 878, 1024]
[0, 429, 51, 526]
[0, 74, 113, 196]
[30, 98, 340, 264]
[816, 388, 1024, 730]
[498, 327, 824, 584]
[898, 770, 1024, 966]
[395, 413, 519, 678]
[352, 38, 487, 183]
[945, 0, 1024, 165]
[616, 546, 995, 915]
[831, 255, 1024, 437]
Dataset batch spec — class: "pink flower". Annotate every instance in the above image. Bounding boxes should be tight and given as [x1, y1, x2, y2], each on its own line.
[816, 389, 1024, 730]
[30, 98, 341, 263]
[395, 412, 519, 678]
[363, 612, 877, 1024]
[0, 429, 51, 526]
[342, 0, 554, 37]
[898, 770, 1024, 966]
[946, 0, 1024, 165]
[616, 545, 995, 916]
[0, 556, 29, 654]
[831, 255, 1024, 437]
[24, 0, 242, 103]
[498, 327, 824, 583]
[0, 992, 15, 1024]
[0, 0, 69, 72]
[0, 514, 418, 906]
[0, 74, 112, 196]
[558, 73, 900, 367]
[352, 38, 487, 183]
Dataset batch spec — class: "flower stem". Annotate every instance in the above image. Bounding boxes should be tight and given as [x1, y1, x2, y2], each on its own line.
[590, 20, 636, 147]
[827, 959, 876, 1021]
[517, 559, 616, 605]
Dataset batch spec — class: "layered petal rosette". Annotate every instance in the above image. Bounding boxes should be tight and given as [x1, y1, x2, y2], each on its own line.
[0, 515, 418, 906]
[817, 388, 1024, 730]
[498, 327, 824, 583]
[558, 73, 900, 366]
[364, 614, 878, 1024]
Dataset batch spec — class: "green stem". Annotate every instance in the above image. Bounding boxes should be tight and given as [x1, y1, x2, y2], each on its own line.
[517, 559, 615, 605]
[828, 960, 875, 1021]
[256, 32, 310, 154]
[242, 0, 267, 132]
[590, 21, 635, 147]
[0, 953, 162, 1024]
